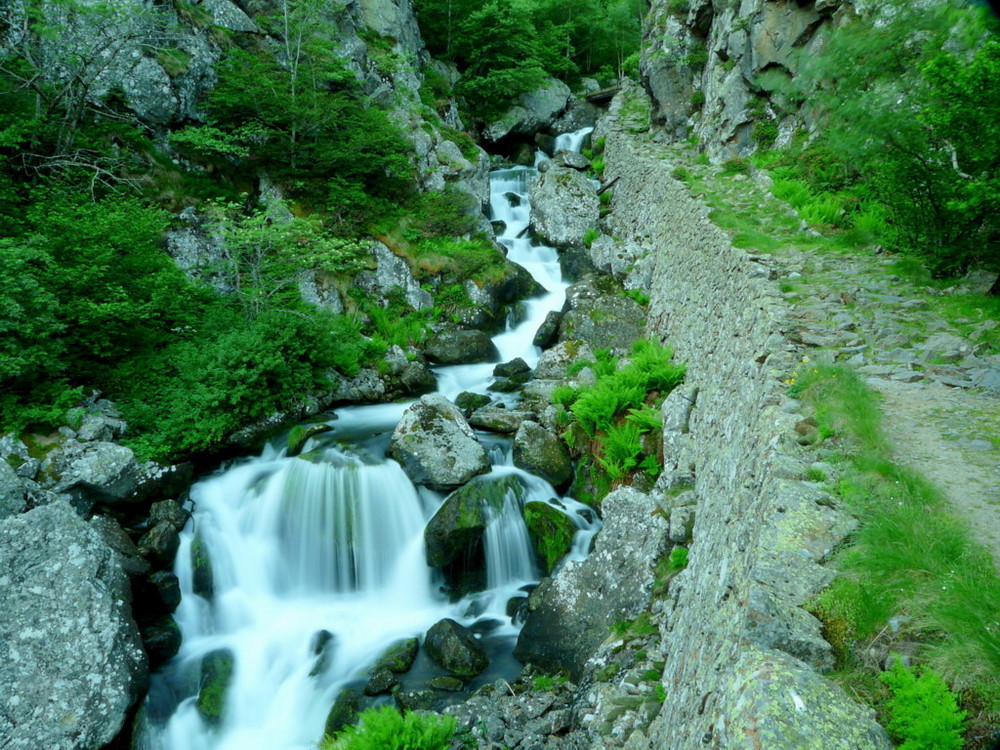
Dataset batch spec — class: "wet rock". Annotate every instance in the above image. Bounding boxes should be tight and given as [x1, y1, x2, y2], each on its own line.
[514, 488, 669, 678]
[137, 521, 181, 566]
[425, 329, 501, 365]
[512, 422, 573, 489]
[529, 166, 599, 248]
[455, 391, 492, 415]
[148, 498, 189, 531]
[487, 377, 523, 393]
[494, 357, 531, 378]
[424, 474, 529, 569]
[145, 570, 182, 613]
[0, 501, 147, 749]
[399, 361, 438, 396]
[424, 618, 490, 677]
[506, 596, 530, 625]
[287, 423, 332, 457]
[191, 534, 215, 600]
[325, 688, 363, 736]
[388, 395, 490, 491]
[141, 616, 182, 666]
[533, 310, 563, 349]
[374, 637, 419, 673]
[364, 667, 398, 696]
[468, 407, 536, 434]
[196, 649, 235, 725]
[429, 675, 465, 692]
[393, 688, 437, 712]
[91, 515, 150, 577]
[309, 630, 336, 677]
[522, 501, 577, 574]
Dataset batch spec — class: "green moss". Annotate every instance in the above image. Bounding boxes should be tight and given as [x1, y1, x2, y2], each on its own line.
[522, 501, 577, 574]
[196, 649, 234, 725]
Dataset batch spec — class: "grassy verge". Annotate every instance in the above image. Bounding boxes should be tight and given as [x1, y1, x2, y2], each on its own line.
[790, 363, 1000, 747]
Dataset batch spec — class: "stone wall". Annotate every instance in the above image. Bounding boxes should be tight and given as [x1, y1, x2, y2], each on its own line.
[599, 86, 890, 749]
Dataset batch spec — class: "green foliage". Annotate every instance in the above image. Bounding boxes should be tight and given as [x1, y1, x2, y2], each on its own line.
[689, 89, 705, 110]
[881, 660, 966, 750]
[551, 385, 579, 407]
[795, 364, 1000, 694]
[407, 236, 507, 283]
[721, 158, 750, 176]
[667, 545, 688, 571]
[322, 706, 456, 750]
[785, 1, 1000, 279]
[532, 673, 568, 691]
[583, 227, 600, 248]
[597, 420, 643, 479]
[415, 0, 645, 115]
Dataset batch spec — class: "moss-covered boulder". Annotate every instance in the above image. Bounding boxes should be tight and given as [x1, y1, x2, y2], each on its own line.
[424, 618, 489, 677]
[374, 637, 419, 673]
[523, 501, 577, 574]
[424, 474, 528, 570]
[190, 534, 214, 600]
[454, 391, 491, 415]
[424, 329, 500, 365]
[286, 423, 332, 457]
[324, 687, 362, 737]
[196, 649, 234, 725]
[512, 421, 573, 489]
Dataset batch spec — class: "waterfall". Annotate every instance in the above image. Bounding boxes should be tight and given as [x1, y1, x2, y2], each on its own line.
[143, 127, 600, 750]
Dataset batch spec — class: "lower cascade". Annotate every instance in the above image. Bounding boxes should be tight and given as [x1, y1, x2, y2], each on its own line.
[141, 129, 598, 750]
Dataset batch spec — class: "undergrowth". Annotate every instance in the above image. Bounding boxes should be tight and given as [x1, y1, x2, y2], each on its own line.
[322, 706, 455, 750]
[792, 363, 1000, 746]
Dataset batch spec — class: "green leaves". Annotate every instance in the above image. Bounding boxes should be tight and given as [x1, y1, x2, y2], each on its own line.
[881, 660, 966, 750]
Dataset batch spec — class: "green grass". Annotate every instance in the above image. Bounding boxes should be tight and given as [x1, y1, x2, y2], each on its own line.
[793, 364, 1000, 739]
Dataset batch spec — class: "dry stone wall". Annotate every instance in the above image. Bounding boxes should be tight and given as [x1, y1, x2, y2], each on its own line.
[599, 87, 891, 749]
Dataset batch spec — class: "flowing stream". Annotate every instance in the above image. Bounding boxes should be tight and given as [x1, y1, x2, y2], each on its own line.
[142, 127, 597, 750]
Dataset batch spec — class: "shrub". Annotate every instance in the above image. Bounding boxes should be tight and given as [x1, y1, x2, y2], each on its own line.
[881, 660, 966, 750]
[597, 420, 643, 479]
[721, 158, 751, 176]
[551, 385, 579, 407]
[322, 706, 456, 750]
[583, 227, 600, 248]
[668, 545, 688, 571]
[690, 90, 706, 110]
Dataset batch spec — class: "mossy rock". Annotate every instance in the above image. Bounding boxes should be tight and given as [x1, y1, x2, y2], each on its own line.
[523, 501, 577, 574]
[190, 534, 214, 600]
[424, 618, 489, 677]
[287, 423, 332, 457]
[424, 474, 528, 569]
[512, 421, 573, 489]
[374, 637, 419, 673]
[196, 649, 234, 725]
[324, 687, 362, 737]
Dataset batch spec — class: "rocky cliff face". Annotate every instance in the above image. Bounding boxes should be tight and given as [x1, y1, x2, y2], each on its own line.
[0, 0, 488, 200]
[641, 0, 849, 160]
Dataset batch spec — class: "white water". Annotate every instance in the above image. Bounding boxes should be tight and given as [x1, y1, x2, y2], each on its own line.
[143, 127, 599, 750]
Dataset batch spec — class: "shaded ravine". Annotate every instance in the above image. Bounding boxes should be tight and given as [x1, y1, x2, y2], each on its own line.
[138, 129, 598, 750]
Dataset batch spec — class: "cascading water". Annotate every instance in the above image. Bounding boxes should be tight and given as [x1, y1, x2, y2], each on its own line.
[142, 127, 599, 750]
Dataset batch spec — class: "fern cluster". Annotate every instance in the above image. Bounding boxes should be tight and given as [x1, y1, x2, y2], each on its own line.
[322, 706, 456, 750]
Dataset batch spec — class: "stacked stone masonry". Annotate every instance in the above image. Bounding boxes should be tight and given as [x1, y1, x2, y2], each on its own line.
[600, 89, 890, 749]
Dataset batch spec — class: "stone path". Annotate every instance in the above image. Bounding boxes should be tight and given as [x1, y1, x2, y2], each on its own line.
[662, 142, 1000, 570]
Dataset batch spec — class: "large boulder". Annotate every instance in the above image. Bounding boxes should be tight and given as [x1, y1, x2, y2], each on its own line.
[424, 618, 489, 677]
[0, 501, 147, 749]
[512, 422, 573, 489]
[45, 440, 143, 515]
[196, 649, 235, 725]
[425, 474, 529, 570]
[468, 407, 536, 434]
[529, 166, 599, 248]
[559, 275, 646, 353]
[388, 395, 490, 491]
[424, 329, 501, 365]
[514, 487, 670, 678]
[533, 340, 595, 380]
[483, 78, 572, 144]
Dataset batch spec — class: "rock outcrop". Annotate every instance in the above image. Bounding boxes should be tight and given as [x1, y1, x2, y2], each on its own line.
[0, 501, 147, 749]
[483, 77, 572, 144]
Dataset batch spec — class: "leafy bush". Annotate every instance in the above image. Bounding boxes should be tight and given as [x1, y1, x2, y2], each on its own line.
[322, 706, 456, 750]
[551, 385, 579, 406]
[881, 660, 966, 750]
[597, 420, 643, 479]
